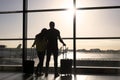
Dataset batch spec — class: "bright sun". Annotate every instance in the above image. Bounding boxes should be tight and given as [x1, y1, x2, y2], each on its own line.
[67, 2, 76, 15]
[63, 5, 76, 22]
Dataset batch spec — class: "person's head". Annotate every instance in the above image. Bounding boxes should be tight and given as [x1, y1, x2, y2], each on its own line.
[41, 28, 47, 34]
[49, 21, 55, 29]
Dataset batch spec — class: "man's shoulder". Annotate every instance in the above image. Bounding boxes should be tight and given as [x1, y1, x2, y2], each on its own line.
[55, 28, 59, 31]
[53, 28, 60, 33]
[48, 28, 59, 32]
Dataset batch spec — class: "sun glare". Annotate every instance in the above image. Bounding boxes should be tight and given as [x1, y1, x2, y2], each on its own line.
[67, 7, 76, 14]
[67, 2, 76, 15]
[63, 5, 76, 22]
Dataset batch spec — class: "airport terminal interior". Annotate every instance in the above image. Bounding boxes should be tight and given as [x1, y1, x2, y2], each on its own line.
[0, 0, 120, 80]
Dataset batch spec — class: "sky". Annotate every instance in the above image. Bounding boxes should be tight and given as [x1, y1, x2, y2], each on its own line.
[0, 0, 120, 50]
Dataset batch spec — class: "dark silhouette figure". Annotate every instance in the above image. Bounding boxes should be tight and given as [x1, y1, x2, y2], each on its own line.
[45, 21, 66, 78]
[32, 28, 47, 76]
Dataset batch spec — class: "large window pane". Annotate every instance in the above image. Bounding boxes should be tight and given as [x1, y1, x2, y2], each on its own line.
[28, 0, 73, 10]
[77, 0, 120, 8]
[0, 0, 22, 11]
[0, 14, 22, 38]
[76, 40, 120, 50]
[76, 39, 120, 67]
[0, 40, 22, 66]
[28, 12, 73, 38]
[76, 9, 120, 37]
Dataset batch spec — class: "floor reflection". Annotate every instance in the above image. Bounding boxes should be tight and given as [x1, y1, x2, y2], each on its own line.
[60, 75, 72, 80]
[0, 72, 120, 80]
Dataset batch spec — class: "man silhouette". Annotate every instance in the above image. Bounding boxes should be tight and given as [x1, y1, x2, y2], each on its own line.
[45, 21, 66, 78]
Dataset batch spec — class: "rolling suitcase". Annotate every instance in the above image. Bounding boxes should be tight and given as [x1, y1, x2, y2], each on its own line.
[60, 46, 72, 75]
[23, 47, 35, 74]
[23, 60, 34, 74]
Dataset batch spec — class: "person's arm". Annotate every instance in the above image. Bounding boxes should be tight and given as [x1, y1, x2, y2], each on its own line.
[58, 33, 66, 46]
[32, 38, 36, 47]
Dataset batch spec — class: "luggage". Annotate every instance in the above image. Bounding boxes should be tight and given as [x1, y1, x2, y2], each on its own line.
[23, 47, 35, 74]
[60, 59, 72, 74]
[23, 60, 34, 74]
[60, 46, 72, 75]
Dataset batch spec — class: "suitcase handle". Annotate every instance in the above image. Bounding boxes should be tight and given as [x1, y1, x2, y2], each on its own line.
[29, 47, 35, 60]
[62, 46, 68, 59]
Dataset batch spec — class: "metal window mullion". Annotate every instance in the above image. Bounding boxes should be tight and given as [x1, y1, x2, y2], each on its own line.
[73, 0, 76, 72]
[0, 6, 120, 14]
[23, 0, 28, 66]
[77, 6, 120, 10]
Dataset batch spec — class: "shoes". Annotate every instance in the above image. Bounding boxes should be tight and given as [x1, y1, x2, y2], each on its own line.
[35, 72, 44, 77]
[54, 73, 59, 78]
[38, 73, 44, 76]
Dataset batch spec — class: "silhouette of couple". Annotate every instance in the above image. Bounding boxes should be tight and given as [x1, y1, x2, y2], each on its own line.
[32, 21, 66, 78]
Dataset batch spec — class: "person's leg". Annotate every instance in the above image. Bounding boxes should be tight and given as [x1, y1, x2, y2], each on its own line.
[35, 51, 40, 74]
[53, 50, 59, 78]
[35, 51, 45, 76]
[45, 50, 51, 77]
[38, 51, 45, 74]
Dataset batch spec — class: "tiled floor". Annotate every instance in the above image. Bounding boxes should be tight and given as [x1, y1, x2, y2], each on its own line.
[35, 74, 120, 80]
[0, 72, 33, 80]
[0, 72, 120, 80]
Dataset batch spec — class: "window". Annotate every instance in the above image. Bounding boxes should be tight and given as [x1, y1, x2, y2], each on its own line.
[0, 0, 22, 66]
[0, 0, 120, 69]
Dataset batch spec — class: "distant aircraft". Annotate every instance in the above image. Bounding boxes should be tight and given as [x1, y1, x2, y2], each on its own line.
[0, 44, 22, 58]
[15, 44, 22, 57]
[16, 44, 21, 49]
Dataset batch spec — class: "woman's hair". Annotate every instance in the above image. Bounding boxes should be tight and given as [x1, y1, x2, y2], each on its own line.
[40, 28, 47, 38]
[41, 28, 47, 34]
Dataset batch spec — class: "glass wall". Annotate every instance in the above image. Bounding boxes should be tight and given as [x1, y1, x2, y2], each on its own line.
[0, 14, 22, 38]
[76, 0, 120, 7]
[76, 0, 120, 68]
[76, 9, 120, 37]
[0, 0, 120, 68]
[0, 40, 22, 66]
[0, 13, 22, 66]
[0, 0, 22, 11]
[28, 0, 73, 10]
[28, 12, 73, 38]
